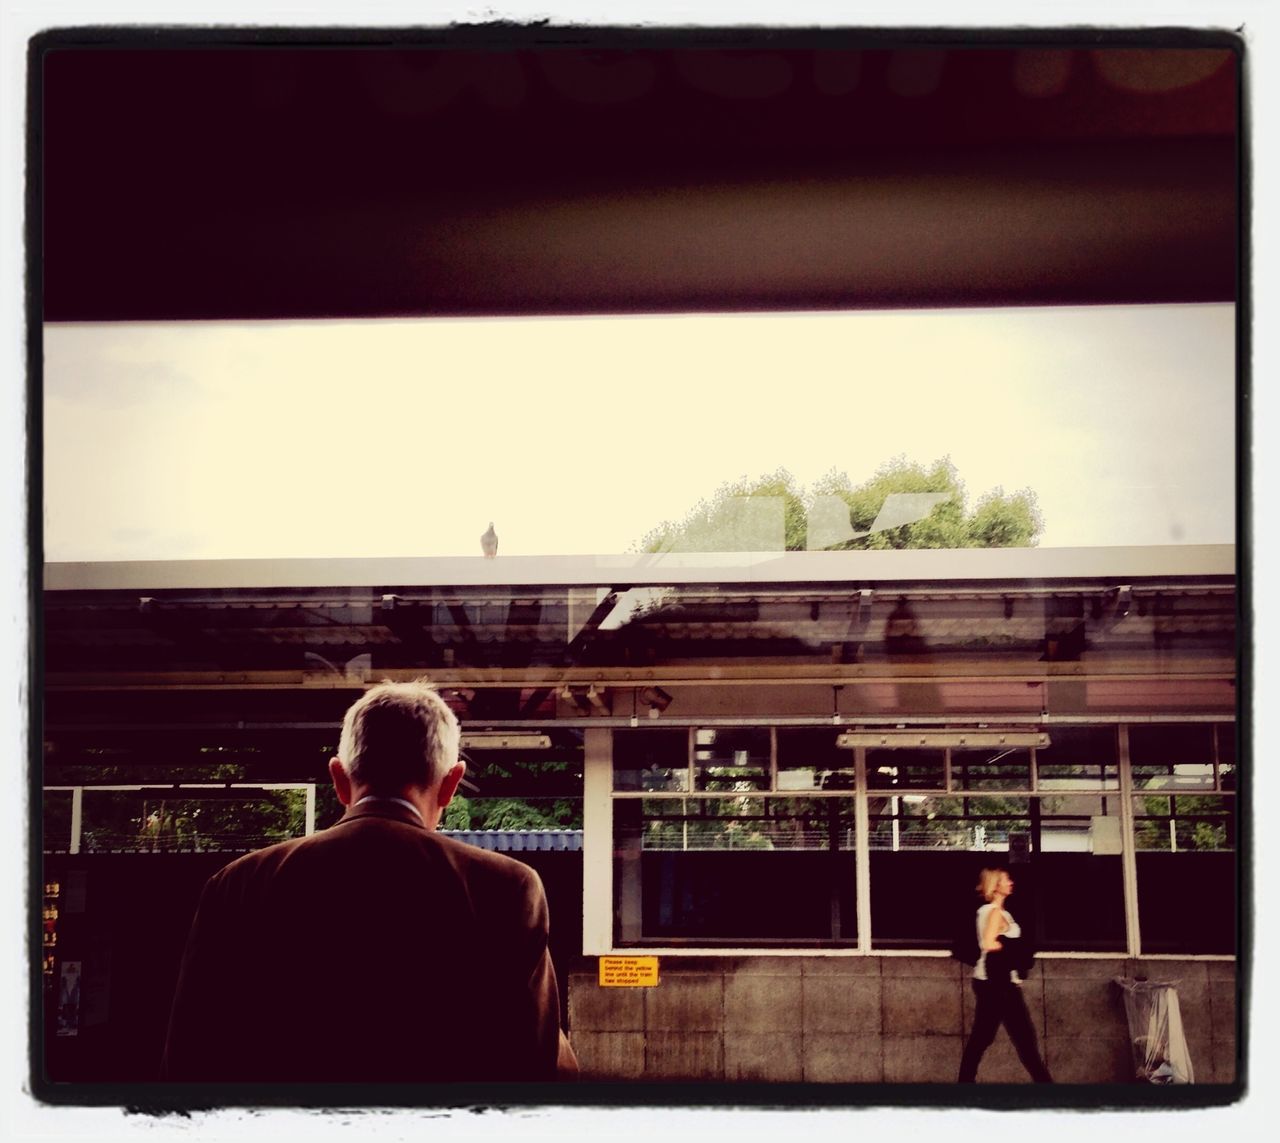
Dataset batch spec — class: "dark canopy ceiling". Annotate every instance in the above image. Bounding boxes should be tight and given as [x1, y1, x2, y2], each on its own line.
[35, 31, 1239, 322]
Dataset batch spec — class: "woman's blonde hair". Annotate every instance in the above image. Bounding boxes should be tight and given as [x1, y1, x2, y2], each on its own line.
[975, 867, 1008, 902]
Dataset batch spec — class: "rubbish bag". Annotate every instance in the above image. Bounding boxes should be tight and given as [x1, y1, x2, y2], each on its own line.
[1114, 978, 1195, 1084]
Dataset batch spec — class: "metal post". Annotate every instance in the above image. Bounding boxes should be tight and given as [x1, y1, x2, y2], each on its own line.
[1118, 724, 1143, 958]
[582, 727, 613, 954]
[854, 745, 872, 954]
[69, 787, 83, 855]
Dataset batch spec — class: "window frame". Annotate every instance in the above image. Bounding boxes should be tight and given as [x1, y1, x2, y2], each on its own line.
[589, 719, 1235, 959]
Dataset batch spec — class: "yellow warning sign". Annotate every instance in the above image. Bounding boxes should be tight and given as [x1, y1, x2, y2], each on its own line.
[598, 956, 660, 987]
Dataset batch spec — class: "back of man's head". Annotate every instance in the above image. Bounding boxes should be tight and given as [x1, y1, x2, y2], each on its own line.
[337, 680, 460, 796]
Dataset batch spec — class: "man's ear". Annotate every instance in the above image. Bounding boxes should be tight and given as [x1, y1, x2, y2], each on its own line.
[436, 762, 466, 809]
[329, 756, 353, 806]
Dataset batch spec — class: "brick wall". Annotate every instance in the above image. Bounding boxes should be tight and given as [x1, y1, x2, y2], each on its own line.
[566, 956, 1236, 1084]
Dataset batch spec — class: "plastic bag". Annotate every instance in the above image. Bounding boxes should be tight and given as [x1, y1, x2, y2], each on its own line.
[1114, 978, 1195, 1084]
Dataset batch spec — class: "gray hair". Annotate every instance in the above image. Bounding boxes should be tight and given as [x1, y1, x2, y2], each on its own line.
[336, 680, 461, 796]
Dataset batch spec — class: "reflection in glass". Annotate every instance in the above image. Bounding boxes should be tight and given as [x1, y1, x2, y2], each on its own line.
[636, 796, 855, 851]
[1129, 723, 1214, 767]
[42, 792, 74, 852]
[868, 795, 1030, 851]
[776, 727, 853, 790]
[75, 789, 307, 853]
[693, 727, 770, 792]
[614, 795, 857, 945]
[1133, 786, 1235, 954]
[952, 747, 1032, 790]
[1133, 793, 1234, 852]
[1035, 726, 1119, 790]
[866, 747, 945, 791]
[612, 728, 689, 792]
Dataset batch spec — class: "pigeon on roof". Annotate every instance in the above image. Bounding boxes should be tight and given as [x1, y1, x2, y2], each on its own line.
[480, 522, 498, 559]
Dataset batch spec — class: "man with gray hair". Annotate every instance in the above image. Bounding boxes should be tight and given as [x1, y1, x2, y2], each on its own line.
[162, 680, 572, 1084]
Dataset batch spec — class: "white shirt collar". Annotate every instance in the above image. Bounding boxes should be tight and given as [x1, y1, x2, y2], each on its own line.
[353, 795, 425, 826]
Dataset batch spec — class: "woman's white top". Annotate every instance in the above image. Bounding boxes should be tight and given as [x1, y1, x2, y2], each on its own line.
[972, 902, 1021, 982]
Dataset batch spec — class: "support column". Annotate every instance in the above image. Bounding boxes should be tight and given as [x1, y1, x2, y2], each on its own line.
[1118, 724, 1142, 958]
[582, 727, 613, 954]
[69, 787, 83, 855]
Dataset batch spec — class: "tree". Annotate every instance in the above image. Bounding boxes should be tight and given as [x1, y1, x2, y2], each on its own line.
[636, 457, 1043, 553]
[637, 467, 808, 554]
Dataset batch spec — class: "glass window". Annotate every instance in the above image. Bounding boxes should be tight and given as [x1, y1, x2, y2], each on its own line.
[1129, 723, 1214, 767]
[42, 791, 74, 852]
[868, 795, 1030, 851]
[613, 729, 689, 792]
[865, 747, 945, 791]
[693, 727, 770, 792]
[613, 795, 857, 945]
[1035, 726, 1119, 790]
[77, 789, 308, 853]
[777, 727, 854, 791]
[952, 747, 1032, 790]
[1133, 780, 1235, 954]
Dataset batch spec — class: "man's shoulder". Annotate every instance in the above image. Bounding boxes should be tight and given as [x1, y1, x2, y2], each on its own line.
[430, 831, 544, 894]
[209, 821, 541, 896]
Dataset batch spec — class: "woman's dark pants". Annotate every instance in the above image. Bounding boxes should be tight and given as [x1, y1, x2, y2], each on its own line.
[958, 979, 1053, 1083]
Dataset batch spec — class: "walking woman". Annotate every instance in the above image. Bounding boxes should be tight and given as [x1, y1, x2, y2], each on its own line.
[958, 866, 1053, 1083]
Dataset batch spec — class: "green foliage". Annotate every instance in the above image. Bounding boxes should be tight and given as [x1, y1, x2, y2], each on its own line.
[462, 797, 583, 831]
[636, 457, 1043, 553]
[441, 796, 472, 831]
[638, 467, 808, 553]
[69, 788, 310, 853]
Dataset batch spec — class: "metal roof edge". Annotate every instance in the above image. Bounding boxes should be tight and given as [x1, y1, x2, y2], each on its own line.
[43, 544, 1236, 592]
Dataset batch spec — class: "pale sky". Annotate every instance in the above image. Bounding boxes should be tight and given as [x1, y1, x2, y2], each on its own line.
[41, 303, 1235, 561]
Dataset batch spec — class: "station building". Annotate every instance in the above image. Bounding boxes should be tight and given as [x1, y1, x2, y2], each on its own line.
[40, 544, 1239, 1086]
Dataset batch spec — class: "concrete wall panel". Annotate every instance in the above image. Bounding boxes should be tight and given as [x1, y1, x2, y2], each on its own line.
[802, 975, 881, 1035]
[803, 1033, 885, 1083]
[883, 1034, 962, 1083]
[646, 1031, 724, 1081]
[569, 973, 646, 1032]
[646, 974, 723, 1032]
[572, 1031, 646, 1080]
[724, 973, 801, 1033]
[724, 1033, 804, 1082]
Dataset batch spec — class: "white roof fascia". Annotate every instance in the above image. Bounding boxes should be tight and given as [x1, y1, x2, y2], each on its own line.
[43, 544, 1236, 593]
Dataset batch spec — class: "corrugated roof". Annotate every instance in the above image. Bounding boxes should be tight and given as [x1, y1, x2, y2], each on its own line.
[440, 830, 583, 853]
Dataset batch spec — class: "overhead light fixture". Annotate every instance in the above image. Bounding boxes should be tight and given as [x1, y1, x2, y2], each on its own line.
[838, 731, 1049, 748]
[640, 686, 673, 713]
[459, 733, 552, 750]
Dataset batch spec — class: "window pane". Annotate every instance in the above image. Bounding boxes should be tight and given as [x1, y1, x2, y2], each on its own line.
[43, 791, 74, 852]
[613, 796, 857, 945]
[869, 852, 1124, 952]
[77, 790, 307, 853]
[1133, 794, 1234, 852]
[613, 729, 688, 792]
[1035, 726, 1118, 790]
[1129, 723, 1214, 766]
[1037, 794, 1122, 855]
[869, 792, 1123, 950]
[952, 747, 1031, 790]
[1133, 791, 1234, 955]
[868, 795, 1029, 851]
[866, 747, 945, 791]
[1132, 763, 1216, 791]
[693, 727, 770, 792]
[776, 727, 854, 791]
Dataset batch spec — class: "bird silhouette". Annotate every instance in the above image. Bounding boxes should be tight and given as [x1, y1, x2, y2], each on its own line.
[480, 522, 498, 558]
